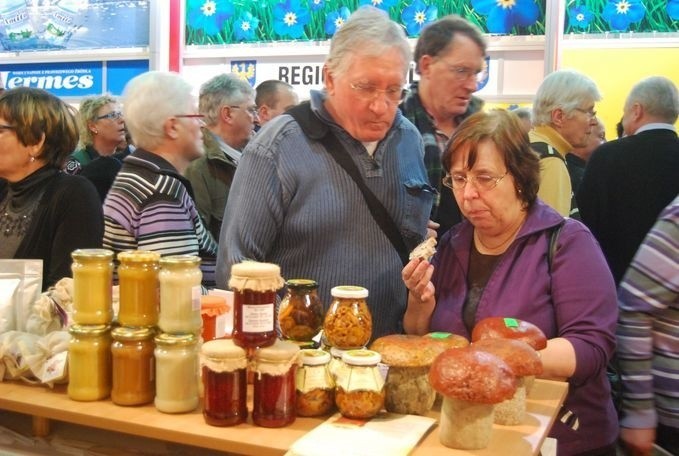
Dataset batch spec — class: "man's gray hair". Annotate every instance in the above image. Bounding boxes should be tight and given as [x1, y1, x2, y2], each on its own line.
[325, 6, 411, 79]
[532, 69, 602, 126]
[200, 73, 254, 127]
[122, 71, 195, 151]
[626, 76, 679, 124]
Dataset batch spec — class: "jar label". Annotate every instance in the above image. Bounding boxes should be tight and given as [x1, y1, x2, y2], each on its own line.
[215, 313, 227, 338]
[296, 365, 334, 393]
[191, 286, 202, 311]
[242, 303, 274, 332]
[336, 367, 384, 392]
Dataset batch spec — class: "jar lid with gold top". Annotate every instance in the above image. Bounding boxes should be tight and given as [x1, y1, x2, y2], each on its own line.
[154, 333, 197, 346]
[229, 261, 284, 292]
[69, 324, 111, 336]
[118, 250, 161, 263]
[287, 279, 318, 290]
[112, 326, 155, 341]
[331, 285, 369, 299]
[71, 249, 114, 261]
[159, 255, 201, 267]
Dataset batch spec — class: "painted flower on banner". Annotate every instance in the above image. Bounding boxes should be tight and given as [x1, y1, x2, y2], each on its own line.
[402, 0, 438, 37]
[274, 0, 311, 39]
[358, 0, 398, 12]
[325, 7, 351, 36]
[234, 11, 260, 41]
[471, 0, 540, 34]
[186, 0, 234, 36]
[568, 5, 594, 29]
[667, 0, 679, 20]
[601, 0, 646, 31]
[309, 0, 325, 12]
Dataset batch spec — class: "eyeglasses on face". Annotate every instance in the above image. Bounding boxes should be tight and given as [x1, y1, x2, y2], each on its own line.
[443, 171, 508, 191]
[229, 105, 259, 117]
[96, 111, 123, 121]
[174, 113, 206, 126]
[438, 60, 483, 83]
[573, 107, 597, 119]
[349, 83, 406, 104]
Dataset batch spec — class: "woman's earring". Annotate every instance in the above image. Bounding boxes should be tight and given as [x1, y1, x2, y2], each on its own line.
[29, 156, 35, 163]
[93, 129, 99, 134]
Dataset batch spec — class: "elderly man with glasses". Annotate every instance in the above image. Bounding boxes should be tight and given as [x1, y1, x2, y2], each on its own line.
[216, 7, 433, 340]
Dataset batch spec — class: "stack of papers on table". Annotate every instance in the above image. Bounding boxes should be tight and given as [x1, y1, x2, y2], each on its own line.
[287, 412, 436, 456]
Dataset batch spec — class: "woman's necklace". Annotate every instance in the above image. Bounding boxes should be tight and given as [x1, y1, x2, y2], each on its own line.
[474, 216, 526, 253]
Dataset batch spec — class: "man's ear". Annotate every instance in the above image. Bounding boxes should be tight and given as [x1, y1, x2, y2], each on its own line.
[323, 64, 335, 96]
[551, 108, 566, 128]
[418, 54, 434, 77]
[165, 117, 179, 140]
[258, 105, 270, 124]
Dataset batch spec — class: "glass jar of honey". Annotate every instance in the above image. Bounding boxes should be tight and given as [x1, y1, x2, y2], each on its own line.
[201, 339, 248, 426]
[111, 326, 155, 406]
[323, 286, 372, 350]
[71, 249, 114, 325]
[154, 333, 199, 413]
[252, 340, 300, 428]
[117, 250, 161, 327]
[228, 261, 284, 349]
[296, 349, 335, 417]
[335, 349, 385, 420]
[67, 324, 111, 401]
[158, 255, 202, 334]
[278, 279, 324, 342]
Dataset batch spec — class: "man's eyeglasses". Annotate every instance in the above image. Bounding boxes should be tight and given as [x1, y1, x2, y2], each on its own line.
[349, 83, 406, 104]
[96, 111, 123, 121]
[573, 107, 597, 119]
[439, 61, 483, 83]
[442, 171, 508, 191]
[175, 114, 205, 119]
[229, 105, 259, 117]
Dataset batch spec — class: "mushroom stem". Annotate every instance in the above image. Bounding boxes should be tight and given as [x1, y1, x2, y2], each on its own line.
[494, 377, 527, 425]
[439, 396, 494, 450]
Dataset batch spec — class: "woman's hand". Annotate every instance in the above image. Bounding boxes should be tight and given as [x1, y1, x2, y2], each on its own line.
[402, 258, 436, 335]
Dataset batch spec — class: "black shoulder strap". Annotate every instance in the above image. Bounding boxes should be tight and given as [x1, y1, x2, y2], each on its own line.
[547, 220, 566, 274]
[287, 102, 410, 266]
[532, 141, 565, 163]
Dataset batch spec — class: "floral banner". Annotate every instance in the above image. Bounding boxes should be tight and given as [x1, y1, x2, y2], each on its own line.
[566, 0, 678, 33]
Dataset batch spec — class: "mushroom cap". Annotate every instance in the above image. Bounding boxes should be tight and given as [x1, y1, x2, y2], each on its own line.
[370, 334, 442, 367]
[472, 317, 548, 350]
[429, 346, 517, 404]
[471, 338, 543, 377]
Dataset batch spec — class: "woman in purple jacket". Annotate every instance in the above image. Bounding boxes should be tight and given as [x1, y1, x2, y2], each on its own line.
[403, 110, 618, 456]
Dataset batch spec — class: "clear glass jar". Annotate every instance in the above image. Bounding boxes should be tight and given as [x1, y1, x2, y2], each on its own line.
[252, 340, 300, 428]
[201, 339, 248, 426]
[329, 346, 352, 381]
[111, 326, 155, 406]
[279, 279, 324, 342]
[200, 295, 229, 342]
[296, 349, 335, 417]
[323, 286, 372, 350]
[335, 349, 385, 419]
[117, 250, 161, 327]
[71, 249, 114, 325]
[229, 261, 284, 349]
[158, 255, 202, 334]
[154, 333, 199, 413]
[67, 324, 111, 401]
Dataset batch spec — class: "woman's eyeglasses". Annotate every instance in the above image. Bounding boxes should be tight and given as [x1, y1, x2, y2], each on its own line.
[443, 172, 508, 191]
[96, 111, 123, 121]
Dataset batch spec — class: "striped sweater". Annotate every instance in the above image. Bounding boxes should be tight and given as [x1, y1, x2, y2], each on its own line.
[103, 149, 218, 287]
[617, 194, 679, 430]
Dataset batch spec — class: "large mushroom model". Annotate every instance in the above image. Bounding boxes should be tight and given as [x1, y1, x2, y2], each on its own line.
[428, 346, 517, 450]
[370, 333, 468, 415]
[471, 338, 543, 425]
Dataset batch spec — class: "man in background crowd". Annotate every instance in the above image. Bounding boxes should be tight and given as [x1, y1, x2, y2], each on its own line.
[566, 117, 605, 194]
[255, 79, 299, 128]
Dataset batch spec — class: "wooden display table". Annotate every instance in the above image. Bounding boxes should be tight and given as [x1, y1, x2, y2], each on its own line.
[0, 379, 567, 455]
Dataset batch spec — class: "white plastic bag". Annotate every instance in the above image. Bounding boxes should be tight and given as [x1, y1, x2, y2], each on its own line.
[0, 260, 43, 332]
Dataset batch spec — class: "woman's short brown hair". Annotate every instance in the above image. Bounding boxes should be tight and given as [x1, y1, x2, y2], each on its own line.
[0, 87, 79, 169]
[442, 109, 540, 208]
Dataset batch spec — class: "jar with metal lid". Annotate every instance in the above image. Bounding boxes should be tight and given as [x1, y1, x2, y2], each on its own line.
[252, 339, 300, 427]
[278, 279, 324, 342]
[296, 349, 335, 417]
[68, 324, 111, 401]
[117, 250, 161, 327]
[71, 249, 114, 325]
[111, 326, 155, 406]
[323, 286, 372, 350]
[200, 339, 248, 426]
[335, 349, 385, 420]
[154, 333, 199, 413]
[229, 261, 284, 349]
[328, 346, 354, 381]
[158, 255, 202, 334]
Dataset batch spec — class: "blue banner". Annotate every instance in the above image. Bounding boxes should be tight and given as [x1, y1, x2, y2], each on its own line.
[106, 59, 149, 96]
[0, 61, 102, 98]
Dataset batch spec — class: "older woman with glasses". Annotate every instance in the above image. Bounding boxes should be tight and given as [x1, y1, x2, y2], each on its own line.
[402, 110, 619, 456]
[0, 87, 104, 290]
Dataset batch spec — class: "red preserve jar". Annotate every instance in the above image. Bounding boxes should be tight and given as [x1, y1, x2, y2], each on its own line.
[228, 261, 284, 349]
[200, 339, 248, 426]
[252, 340, 300, 428]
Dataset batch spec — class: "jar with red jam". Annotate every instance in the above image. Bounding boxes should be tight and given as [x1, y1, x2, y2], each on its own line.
[228, 261, 284, 349]
[200, 339, 248, 426]
[252, 340, 300, 428]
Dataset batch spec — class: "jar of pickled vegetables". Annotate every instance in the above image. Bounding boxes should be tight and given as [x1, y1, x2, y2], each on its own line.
[117, 250, 161, 327]
[296, 349, 335, 417]
[154, 333, 199, 413]
[229, 261, 284, 349]
[68, 324, 112, 401]
[111, 326, 155, 406]
[201, 339, 248, 426]
[158, 255, 202, 334]
[71, 249, 114, 325]
[335, 349, 385, 420]
[323, 286, 372, 350]
[252, 340, 300, 428]
[279, 279, 324, 342]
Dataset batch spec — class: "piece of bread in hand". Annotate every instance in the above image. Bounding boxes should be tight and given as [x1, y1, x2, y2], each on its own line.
[409, 236, 437, 261]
